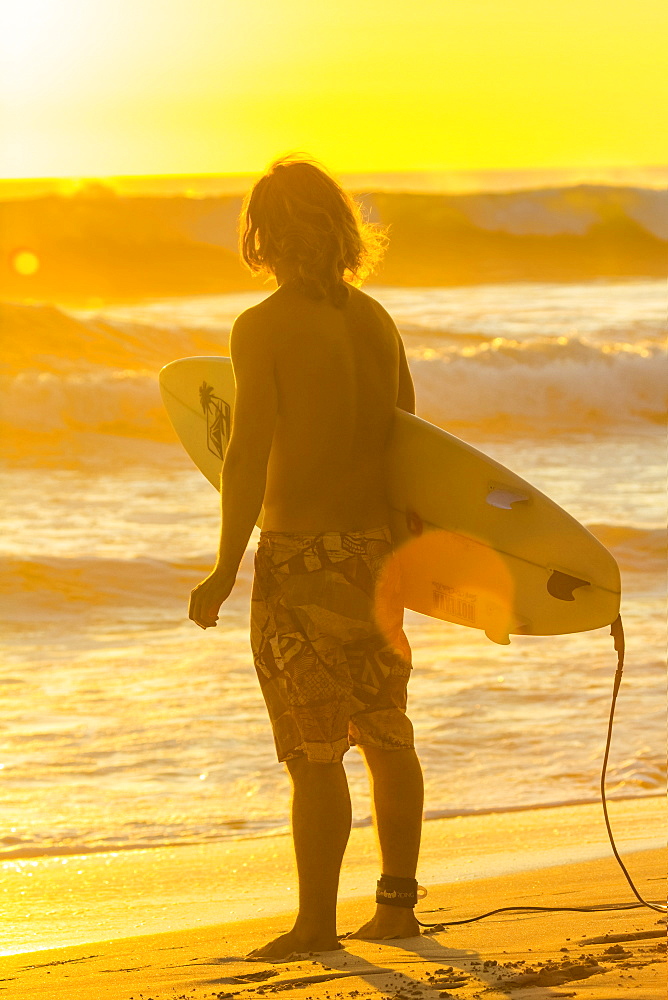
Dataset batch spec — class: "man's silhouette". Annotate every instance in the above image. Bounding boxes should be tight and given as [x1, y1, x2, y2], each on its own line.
[189, 155, 424, 959]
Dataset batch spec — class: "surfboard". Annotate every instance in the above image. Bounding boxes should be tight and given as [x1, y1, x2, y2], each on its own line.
[159, 356, 621, 645]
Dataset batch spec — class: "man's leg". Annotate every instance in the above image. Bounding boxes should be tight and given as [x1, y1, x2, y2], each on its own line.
[247, 755, 352, 959]
[289, 756, 353, 934]
[347, 745, 424, 939]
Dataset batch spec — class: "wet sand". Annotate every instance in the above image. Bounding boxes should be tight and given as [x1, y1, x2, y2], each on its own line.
[4, 851, 665, 999]
[3, 799, 665, 999]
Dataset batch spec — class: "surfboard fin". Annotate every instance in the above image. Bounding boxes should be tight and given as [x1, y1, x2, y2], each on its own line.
[486, 488, 529, 510]
[547, 570, 590, 602]
[512, 617, 531, 635]
[484, 626, 511, 645]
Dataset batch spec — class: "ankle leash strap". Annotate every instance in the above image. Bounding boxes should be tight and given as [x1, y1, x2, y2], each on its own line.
[376, 874, 427, 909]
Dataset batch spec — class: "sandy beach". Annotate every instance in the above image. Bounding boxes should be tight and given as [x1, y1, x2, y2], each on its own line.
[3, 797, 664, 999]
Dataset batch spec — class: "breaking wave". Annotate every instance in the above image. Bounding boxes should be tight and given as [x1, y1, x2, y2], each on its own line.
[1, 291, 665, 444]
[1, 184, 666, 300]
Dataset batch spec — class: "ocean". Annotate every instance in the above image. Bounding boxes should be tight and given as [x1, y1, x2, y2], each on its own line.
[1, 268, 665, 862]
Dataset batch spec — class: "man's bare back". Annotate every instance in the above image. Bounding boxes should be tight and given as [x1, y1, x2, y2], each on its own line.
[243, 282, 414, 533]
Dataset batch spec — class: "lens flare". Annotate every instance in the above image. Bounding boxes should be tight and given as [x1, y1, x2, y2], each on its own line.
[376, 529, 517, 646]
[12, 249, 40, 276]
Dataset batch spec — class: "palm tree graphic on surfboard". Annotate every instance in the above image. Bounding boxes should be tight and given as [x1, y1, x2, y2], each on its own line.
[199, 381, 230, 461]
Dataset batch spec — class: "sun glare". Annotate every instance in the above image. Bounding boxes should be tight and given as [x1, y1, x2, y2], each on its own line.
[11, 250, 40, 276]
[1, 0, 666, 177]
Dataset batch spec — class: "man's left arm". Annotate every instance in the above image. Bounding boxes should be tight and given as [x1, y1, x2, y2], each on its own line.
[188, 310, 277, 628]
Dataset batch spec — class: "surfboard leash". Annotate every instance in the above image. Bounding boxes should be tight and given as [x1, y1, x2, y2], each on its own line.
[414, 614, 666, 928]
[599, 615, 666, 915]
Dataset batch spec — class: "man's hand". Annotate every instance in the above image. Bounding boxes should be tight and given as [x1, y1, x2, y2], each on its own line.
[189, 567, 236, 629]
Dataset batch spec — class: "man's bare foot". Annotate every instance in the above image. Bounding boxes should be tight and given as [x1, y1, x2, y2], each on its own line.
[345, 905, 421, 941]
[246, 926, 344, 961]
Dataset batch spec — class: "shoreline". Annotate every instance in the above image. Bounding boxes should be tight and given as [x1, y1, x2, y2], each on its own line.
[2, 791, 663, 863]
[4, 796, 664, 959]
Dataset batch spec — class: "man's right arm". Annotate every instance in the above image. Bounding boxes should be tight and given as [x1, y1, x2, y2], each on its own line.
[396, 329, 416, 415]
[370, 295, 416, 414]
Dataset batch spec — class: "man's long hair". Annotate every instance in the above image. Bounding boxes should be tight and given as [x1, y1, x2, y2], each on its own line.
[239, 154, 388, 307]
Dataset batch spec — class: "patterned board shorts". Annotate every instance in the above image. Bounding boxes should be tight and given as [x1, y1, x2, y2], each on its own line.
[250, 525, 414, 764]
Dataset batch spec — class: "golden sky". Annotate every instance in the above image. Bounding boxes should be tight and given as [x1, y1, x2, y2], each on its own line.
[2, 0, 666, 178]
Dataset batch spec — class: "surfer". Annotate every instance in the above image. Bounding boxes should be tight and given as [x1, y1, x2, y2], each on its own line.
[189, 155, 424, 959]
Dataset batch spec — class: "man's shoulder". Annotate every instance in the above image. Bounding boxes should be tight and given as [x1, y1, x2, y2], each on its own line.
[233, 299, 269, 327]
[348, 283, 384, 309]
[351, 286, 398, 334]
[229, 301, 278, 365]
[340, 284, 396, 334]
[231, 297, 278, 337]
[233, 287, 294, 332]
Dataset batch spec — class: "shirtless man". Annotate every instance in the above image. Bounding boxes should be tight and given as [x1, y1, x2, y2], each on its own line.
[189, 156, 424, 960]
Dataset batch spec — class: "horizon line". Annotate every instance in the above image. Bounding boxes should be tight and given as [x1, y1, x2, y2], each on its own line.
[1, 163, 667, 183]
